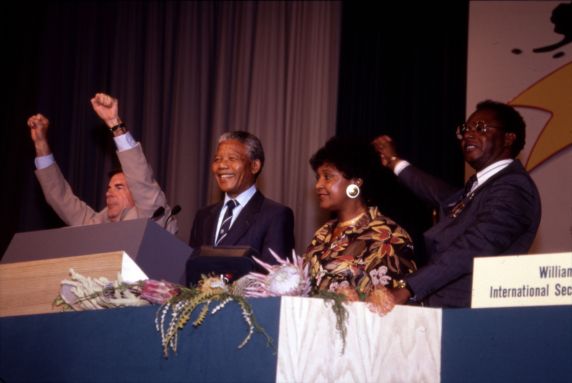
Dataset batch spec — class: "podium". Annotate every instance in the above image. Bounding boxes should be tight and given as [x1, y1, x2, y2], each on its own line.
[0, 219, 192, 317]
[2, 219, 192, 285]
[0, 251, 147, 317]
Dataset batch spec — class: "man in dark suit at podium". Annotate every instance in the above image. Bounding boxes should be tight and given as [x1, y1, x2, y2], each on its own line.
[27, 93, 178, 234]
[373, 100, 541, 308]
[188, 131, 295, 283]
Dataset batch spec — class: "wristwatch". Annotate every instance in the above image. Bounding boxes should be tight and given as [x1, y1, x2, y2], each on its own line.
[109, 121, 128, 136]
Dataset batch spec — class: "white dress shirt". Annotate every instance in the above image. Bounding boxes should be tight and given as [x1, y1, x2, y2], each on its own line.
[214, 184, 257, 244]
[394, 158, 513, 193]
[35, 132, 137, 169]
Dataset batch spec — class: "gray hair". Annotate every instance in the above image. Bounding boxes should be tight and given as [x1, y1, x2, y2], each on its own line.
[218, 131, 265, 173]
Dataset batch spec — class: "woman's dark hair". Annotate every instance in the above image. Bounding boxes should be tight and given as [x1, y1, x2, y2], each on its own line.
[309, 136, 379, 203]
[476, 100, 526, 158]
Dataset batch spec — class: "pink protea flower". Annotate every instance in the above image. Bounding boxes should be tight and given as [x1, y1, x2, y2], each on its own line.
[140, 280, 180, 304]
[233, 249, 311, 297]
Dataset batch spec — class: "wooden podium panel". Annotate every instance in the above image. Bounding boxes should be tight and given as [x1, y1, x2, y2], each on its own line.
[0, 251, 129, 318]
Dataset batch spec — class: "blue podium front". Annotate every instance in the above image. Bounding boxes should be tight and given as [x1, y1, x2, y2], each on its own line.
[1, 298, 571, 382]
[0, 299, 281, 383]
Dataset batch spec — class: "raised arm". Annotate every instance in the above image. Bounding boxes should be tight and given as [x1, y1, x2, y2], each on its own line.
[90, 93, 123, 132]
[90, 92, 178, 234]
[372, 135, 401, 171]
[28, 114, 102, 225]
[27, 114, 52, 157]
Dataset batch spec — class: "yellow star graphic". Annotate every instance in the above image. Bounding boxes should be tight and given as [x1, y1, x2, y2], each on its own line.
[509, 61, 572, 171]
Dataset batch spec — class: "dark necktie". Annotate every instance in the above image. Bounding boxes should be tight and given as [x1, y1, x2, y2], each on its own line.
[463, 174, 478, 197]
[216, 200, 238, 245]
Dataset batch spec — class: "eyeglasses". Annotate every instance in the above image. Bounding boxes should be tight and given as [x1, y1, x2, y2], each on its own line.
[456, 120, 501, 140]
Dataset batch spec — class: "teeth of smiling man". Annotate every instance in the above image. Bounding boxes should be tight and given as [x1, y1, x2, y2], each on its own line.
[465, 144, 477, 151]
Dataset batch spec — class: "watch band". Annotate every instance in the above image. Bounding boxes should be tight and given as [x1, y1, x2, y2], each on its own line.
[396, 279, 416, 300]
[109, 121, 127, 135]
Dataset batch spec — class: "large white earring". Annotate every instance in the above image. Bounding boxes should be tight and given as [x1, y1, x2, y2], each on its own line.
[346, 184, 360, 199]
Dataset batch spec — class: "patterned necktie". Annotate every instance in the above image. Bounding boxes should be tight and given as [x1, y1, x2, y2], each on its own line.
[216, 200, 238, 245]
[449, 174, 478, 219]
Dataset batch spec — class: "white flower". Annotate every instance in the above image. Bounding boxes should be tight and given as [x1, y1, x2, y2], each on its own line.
[207, 277, 228, 290]
[59, 269, 148, 310]
[329, 280, 350, 292]
[370, 265, 391, 287]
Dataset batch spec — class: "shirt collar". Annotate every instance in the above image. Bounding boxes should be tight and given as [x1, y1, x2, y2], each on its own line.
[223, 184, 257, 207]
[474, 159, 513, 190]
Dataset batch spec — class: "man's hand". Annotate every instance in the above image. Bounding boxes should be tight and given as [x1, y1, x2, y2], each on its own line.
[91, 93, 120, 128]
[372, 135, 399, 170]
[390, 286, 412, 305]
[27, 114, 51, 156]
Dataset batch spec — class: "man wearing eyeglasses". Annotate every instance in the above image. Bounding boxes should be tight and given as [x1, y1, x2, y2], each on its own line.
[373, 100, 541, 308]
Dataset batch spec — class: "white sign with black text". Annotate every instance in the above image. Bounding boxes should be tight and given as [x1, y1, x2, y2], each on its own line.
[472, 252, 572, 308]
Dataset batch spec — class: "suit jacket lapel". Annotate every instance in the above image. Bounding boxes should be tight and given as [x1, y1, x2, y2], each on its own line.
[446, 160, 522, 207]
[473, 160, 522, 195]
[427, 160, 524, 253]
[207, 202, 224, 245]
[219, 191, 264, 246]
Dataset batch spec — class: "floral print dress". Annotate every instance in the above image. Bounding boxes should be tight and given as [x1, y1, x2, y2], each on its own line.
[304, 206, 416, 298]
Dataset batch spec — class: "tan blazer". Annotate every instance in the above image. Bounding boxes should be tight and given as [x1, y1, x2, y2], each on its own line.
[35, 144, 178, 234]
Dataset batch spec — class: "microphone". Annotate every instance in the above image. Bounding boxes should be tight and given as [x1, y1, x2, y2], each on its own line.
[151, 206, 165, 220]
[171, 205, 182, 216]
[164, 205, 182, 229]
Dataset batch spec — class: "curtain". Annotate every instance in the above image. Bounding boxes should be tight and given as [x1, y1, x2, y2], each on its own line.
[1, 1, 341, 256]
[335, 2, 469, 265]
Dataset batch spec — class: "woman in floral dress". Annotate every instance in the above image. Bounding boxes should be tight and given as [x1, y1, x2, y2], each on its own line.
[304, 136, 416, 310]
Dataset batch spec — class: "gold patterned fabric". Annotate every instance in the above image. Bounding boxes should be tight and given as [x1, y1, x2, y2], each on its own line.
[304, 206, 416, 297]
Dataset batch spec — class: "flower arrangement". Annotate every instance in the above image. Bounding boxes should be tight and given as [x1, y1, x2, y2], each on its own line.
[54, 250, 351, 357]
[55, 270, 272, 357]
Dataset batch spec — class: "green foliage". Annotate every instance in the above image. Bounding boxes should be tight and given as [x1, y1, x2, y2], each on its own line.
[155, 283, 274, 358]
[312, 290, 350, 354]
